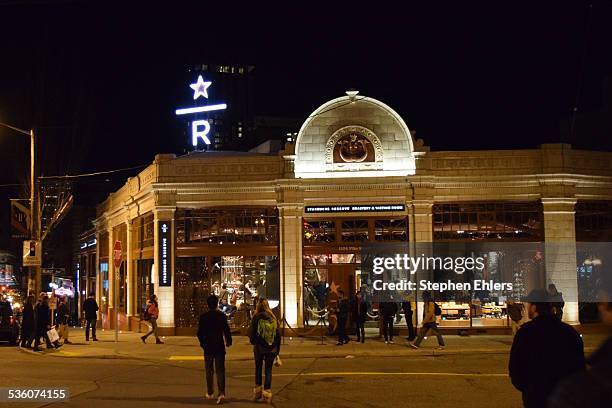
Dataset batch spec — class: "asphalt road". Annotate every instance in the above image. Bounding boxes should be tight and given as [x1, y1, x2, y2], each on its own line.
[0, 344, 522, 408]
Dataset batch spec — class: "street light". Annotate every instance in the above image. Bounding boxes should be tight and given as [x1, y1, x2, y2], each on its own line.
[0, 121, 40, 294]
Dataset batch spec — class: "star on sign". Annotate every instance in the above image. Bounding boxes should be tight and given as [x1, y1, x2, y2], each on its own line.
[190, 75, 212, 100]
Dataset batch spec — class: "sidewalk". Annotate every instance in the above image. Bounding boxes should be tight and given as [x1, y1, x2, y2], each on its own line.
[19, 327, 610, 361]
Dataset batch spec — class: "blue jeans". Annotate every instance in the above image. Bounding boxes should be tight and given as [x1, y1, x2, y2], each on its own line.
[254, 349, 276, 390]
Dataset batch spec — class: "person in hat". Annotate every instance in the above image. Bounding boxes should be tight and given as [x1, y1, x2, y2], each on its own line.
[547, 282, 612, 407]
[508, 288, 585, 408]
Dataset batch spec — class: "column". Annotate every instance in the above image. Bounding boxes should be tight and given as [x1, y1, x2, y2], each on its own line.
[153, 207, 176, 335]
[542, 198, 579, 325]
[411, 199, 434, 325]
[278, 204, 303, 328]
[107, 226, 115, 328]
[126, 219, 135, 317]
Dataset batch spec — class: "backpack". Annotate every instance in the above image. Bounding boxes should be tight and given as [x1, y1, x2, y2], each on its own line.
[434, 302, 442, 316]
[257, 316, 277, 346]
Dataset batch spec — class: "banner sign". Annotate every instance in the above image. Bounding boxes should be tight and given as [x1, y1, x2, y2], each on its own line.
[10, 199, 30, 239]
[158, 221, 172, 287]
[305, 204, 405, 213]
[23, 240, 41, 267]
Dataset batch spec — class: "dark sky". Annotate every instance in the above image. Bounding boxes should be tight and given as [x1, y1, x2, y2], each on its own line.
[1, 0, 611, 201]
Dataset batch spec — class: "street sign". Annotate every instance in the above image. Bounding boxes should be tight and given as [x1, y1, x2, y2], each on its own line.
[113, 240, 122, 269]
[22, 240, 41, 266]
[10, 199, 30, 239]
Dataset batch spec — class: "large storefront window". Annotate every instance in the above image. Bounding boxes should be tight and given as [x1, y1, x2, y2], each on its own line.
[433, 202, 543, 241]
[433, 201, 544, 328]
[175, 207, 279, 329]
[176, 208, 278, 244]
[576, 201, 612, 322]
[303, 217, 408, 327]
[136, 260, 154, 317]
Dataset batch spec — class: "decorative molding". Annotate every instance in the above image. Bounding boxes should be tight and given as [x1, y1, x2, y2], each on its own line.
[324, 125, 383, 172]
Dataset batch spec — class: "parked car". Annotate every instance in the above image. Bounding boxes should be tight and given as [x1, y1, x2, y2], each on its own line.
[0, 301, 19, 345]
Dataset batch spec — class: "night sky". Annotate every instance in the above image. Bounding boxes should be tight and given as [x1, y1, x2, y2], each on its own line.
[0, 1, 611, 225]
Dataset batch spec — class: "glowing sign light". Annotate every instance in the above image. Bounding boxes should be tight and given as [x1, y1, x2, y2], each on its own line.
[192, 120, 211, 146]
[176, 75, 228, 148]
[175, 103, 227, 116]
[190, 75, 212, 99]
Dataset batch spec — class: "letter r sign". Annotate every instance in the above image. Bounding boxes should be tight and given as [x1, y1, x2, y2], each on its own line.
[192, 120, 211, 146]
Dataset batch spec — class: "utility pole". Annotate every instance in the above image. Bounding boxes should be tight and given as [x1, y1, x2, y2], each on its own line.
[0, 122, 40, 294]
[30, 128, 41, 295]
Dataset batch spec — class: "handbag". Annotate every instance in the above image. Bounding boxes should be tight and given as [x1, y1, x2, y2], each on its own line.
[47, 327, 60, 343]
[274, 355, 282, 367]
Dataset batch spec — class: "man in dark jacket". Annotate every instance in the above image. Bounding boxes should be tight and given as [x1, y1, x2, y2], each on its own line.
[401, 298, 415, 341]
[548, 287, 612, 407]
[353, 290, 368, 343]
[380, 300, 398, 343]
[33, 295, 60, 351]
[82, 294, 99, 341]
[508, 289, 585, 408]
[197, 294, 232, 404]
[335, 290, 350, 345]
[20, 295, 36, 348]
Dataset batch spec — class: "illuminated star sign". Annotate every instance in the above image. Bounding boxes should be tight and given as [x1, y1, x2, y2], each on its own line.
[175, 75, 227, 147]
[161, 223, 168, 233]
[189, 75, 212, 100]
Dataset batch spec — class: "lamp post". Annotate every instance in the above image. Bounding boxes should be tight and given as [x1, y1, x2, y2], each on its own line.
[0, 122, 40, 294]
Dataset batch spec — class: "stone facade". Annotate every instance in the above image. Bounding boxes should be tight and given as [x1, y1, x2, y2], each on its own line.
[93, 91, 612, 333]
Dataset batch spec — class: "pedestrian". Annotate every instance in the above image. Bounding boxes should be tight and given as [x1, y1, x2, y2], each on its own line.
[548, 284, 612, 407]
[410, 291, 445, 349]
[353, 290, 367, 343]
[548, 283, 565, 321]
[56, 296, 72, 344]
[33, 294, 60, 351]
[380, 299, 398, 343]
[218, 284, 230, 313]
[19, 295, 36, 348]
[335, 290, 350, 345]
[141, 294, 164, 344]
[401, 297, 416, 341]
[507, 299, 524, 335]
[197, 294, 232, 405]
[248, 298, 281, 404]
[82, 293, 99, 341]
[508, 288, 585, 408]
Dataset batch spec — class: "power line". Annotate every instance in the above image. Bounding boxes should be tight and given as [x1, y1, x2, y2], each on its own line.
[38, 164, 148, 180]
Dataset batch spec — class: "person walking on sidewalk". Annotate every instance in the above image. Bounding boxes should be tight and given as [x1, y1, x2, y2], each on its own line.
[548, 283, 565, 321]
[401, 297, 415, 341]
[82, 293, 99, 341]
[380, 300, 398, 343]
[33, 294, 60, 351]
[410, 291, 445, 349]
[197, 294, 232, 405]
[249, 298, 281, 404]
[353, 290, 367, 343]
[507, 299, 524, 336]
[20, 295, 36, 348]
[141, 294, 163, 344]
[508, 288, 584, 408]
[336, 290, 350, 345]
[56, 296, 72, 344]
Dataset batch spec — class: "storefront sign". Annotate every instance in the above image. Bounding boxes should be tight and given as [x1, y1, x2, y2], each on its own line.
[305, 204, 405, 213]
[158, 221, 172, 287]
[175, 75, 227, 148]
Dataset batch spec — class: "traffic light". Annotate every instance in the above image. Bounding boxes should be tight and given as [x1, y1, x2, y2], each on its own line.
[29, 241, 36, 257]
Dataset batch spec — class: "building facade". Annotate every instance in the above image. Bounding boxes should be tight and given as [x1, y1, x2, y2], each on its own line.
[93, 91, 612, 335]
